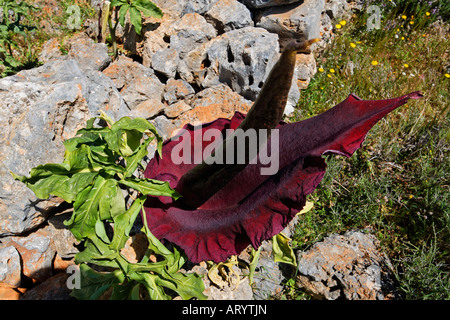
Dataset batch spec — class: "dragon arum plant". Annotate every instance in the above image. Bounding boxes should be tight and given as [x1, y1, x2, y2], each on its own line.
[142, 39, 423, 263]
[12, 112, 206, 300]
[13, 38, 422, 299]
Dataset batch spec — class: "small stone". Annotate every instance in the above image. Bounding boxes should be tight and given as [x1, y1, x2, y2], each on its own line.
[205, 0, 254, 34]
[0, 246, 22, 287]
[67, 33, 111, 72]
[151, 115, 181, 140]
[152, 48, 179, 79]
[38, 38, 65, 64]
[295, 230, 400, 300]
[170, 13, 217, 59]
[240, 0, 301, 9]
[129, 99, 165, 119]
[165, 100, 192, 118]
[20, 272, 72, 300]
[0, 283, 22, 300]
[47, 212, 80, 259]
[119, 75, 165, 110]
[178, 84, 252, 125]
[2, 225, 56, 283]
[120, 233, 149, 264]
[164, 78, 195, 105]
[257, 0, 325, 44]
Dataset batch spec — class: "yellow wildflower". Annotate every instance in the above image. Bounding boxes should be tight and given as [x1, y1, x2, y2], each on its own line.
[350, 42, 356, 48]
[327, 74, 332, 78]
[371, 60, 378, 66]
[401, 15, 407, 19]
[410, 21, 414, 25]
[426, 12, 430, 16]
[340, 20, 347, 26]
[330, 68, 335, 73]
[318, 67, 324, 72]
[335, 24, 342, 29]
[445, 73, 450, 78]
[404, 64, 409, 68]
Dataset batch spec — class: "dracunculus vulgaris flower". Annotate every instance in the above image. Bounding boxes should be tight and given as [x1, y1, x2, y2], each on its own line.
[143, 39, 423, 263]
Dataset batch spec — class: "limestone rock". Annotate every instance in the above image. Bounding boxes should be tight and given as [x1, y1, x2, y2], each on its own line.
[296, 230, 400, 300]
[151, 0, 219, 15]
[128, 99, 165, 120]
[20, 272, 72, 300]
[182, 27, 280, 101]
[240, 0, 302, 9]
[2, 225, 56, 283]
[151, 47, 179, 79]
[0, 246, 22, 287]
[256, 0, 325, 45]
[179, 84, 252, 125]
[164, 101, 192, 119]
[0, 283, 22, 300]
[164, 78, 195, 105]
[205, 0, 254, 34]
[0, 59, 129, 237]
[67, 33, 111, 72]
[170, 13, 217, 59]
[295, 53, 317, 89]
[47, 212, 80, 259]
[324, 0, 351, 20]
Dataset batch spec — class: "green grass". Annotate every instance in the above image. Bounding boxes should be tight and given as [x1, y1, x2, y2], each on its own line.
[288, 2, 449, 300]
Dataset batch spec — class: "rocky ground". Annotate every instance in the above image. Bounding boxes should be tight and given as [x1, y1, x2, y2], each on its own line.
[0, 0, 399, 300]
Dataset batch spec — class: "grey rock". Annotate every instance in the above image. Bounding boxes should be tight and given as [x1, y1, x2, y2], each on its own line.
[324, 0, 351, 20]
[170, 13, 217, 59]
[151, 47, 179, 79]
[182, 0, 220, 15]
[20, 272, 72, 300]
[296, 230, 400, 300]
[151, 0, 219, 15]
[240, 0, 301, 9]
[0, 246, 22, 287]
[2, 225, 56, 283]
[67, 33, 111, 72]
[163, 78, 195, 105]
[47, 212, 80, 259]
[151, 115, 181, 140]
[164, 100, 192, 118]
[257, 0, 325, 45]
[205, 0, 254, 34]
[183, 27, 280, 101]
[102, 55, 155, 91]
[0, 59, 129, 236]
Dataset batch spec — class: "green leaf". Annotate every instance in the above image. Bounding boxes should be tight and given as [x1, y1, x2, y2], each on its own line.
[248, 246, 261, 285]
[119, 178, 181, 199]
[133, 0, 163, 18]
[135, 272, 171, 300]
[123, 136, 153, 178]
[95, 219, 111, 244]
[110, 196, 145, 251]
[272, 233, 297, 267]
[129, 6, 143, 35]
[65, 175, 117, 240]
[10, 162, 99, 203]
[70, 264, 125, 300]
[161, 270, 207, 300]
[118, 3, 130, 27]
[110, 0, 127, 7]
